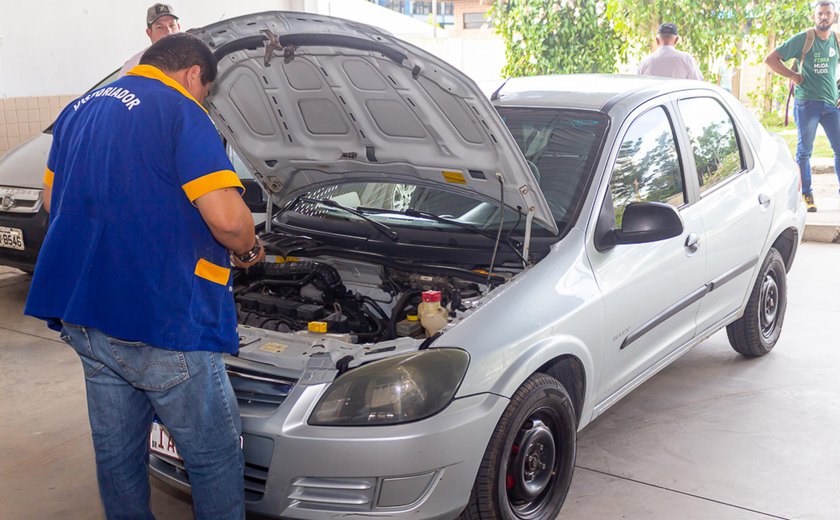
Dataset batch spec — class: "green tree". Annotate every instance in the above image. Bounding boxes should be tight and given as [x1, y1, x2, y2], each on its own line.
[491, 0, 624, 76]
[492, 0, 810, 118]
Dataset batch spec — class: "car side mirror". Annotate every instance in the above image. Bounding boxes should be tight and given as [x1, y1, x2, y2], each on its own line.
[613, 202, 683, 245]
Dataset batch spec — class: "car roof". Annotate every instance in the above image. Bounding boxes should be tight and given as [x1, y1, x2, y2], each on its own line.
[492, 74, 717, 114]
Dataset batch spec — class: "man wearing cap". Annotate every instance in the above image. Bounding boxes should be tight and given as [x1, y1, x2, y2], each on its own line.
[765, 0, 840, 213]
[119, 3, 181, 76]
[638, 23, 704, 80]
[26, 33, 262, 519]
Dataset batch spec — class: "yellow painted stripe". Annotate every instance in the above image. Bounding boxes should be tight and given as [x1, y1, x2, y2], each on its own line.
[442, 170, 467, 184]
[44, 168, 55, 187]
[194, 258, 230, 286]
[182, 170, 244, 202]
[126, 64, 207, 114]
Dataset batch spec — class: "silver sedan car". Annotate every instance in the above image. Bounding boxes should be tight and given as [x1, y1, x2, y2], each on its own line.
[148, 12, 805, 520]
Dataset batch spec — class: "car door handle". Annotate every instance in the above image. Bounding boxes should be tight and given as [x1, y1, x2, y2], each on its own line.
[758, 193, 771, 207]
[685, 233, 700, 250]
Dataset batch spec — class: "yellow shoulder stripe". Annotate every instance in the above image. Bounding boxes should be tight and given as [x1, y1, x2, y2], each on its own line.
[126, 64, 207, 114]
[194, 258, 230, 286]
[182, 170, 244, 202]
[43, 168, 55, 188]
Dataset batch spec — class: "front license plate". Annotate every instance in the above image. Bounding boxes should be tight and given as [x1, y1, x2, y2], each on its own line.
[150, 420, 243, 462]
[150, 420, 182, 461]
[0, 226, 24, 251]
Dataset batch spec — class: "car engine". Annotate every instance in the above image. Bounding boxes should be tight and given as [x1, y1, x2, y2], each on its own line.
[233, 254, 488, 344]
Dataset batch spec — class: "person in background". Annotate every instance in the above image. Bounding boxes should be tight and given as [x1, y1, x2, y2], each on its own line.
[638, 22, 704, 80]
[119, 3, 181, 76]
[25, 33, 263, 519]
[765, 0, 840, 213]
[717, 54, 735, 93]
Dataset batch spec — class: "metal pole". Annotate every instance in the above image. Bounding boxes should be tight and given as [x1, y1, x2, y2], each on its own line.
[432, 0, 437, 38]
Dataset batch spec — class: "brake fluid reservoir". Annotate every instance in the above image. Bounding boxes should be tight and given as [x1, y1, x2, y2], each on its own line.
[418, 290, 448, 337]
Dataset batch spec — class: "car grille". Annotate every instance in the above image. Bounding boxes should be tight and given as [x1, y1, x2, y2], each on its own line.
[288, 477, 378, 511]
[225, 362, 296, 416]
[151, 433, 274, 503]
[0, 187, 42, 214]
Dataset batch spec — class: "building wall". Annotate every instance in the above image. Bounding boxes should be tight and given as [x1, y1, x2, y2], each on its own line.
[452, 0, 493, 36]
[0, 0, 505, 157]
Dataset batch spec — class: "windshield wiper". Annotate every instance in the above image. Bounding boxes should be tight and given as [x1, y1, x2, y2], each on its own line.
[358, 206, 526, 264]
[298, 197, 399, 242]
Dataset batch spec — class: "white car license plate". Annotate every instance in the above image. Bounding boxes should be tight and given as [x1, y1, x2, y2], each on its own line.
[150, 420, 243, 461]
[150, 420, 182, 461]
[0, 226, 24, 251]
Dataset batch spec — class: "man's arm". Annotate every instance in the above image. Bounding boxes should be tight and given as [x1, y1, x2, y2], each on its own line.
[43, 184, 51, 214]
[765, 49, 803, 85]
[194, 187, 264, 267]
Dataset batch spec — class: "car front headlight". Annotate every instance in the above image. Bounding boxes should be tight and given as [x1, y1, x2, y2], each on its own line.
[309, 348, 469, 426]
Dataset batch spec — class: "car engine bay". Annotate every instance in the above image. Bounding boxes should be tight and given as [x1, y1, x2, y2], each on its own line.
[233, 231, 510, 344]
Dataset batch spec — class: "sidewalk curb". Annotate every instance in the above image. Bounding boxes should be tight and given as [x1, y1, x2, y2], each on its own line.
[803, 223, 840, 244]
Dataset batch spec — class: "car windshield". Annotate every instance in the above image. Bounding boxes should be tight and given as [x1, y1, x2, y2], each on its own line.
[281, 107, 607, 237]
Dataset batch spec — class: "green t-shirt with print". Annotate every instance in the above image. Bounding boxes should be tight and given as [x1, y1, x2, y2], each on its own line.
[776, 30, 839, 106]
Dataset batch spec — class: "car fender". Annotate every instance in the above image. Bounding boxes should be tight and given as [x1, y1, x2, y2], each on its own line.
[483, 334, 597, 429]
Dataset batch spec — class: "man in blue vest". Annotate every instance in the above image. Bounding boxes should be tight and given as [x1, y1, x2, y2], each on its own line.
[25, 33, 263, 519]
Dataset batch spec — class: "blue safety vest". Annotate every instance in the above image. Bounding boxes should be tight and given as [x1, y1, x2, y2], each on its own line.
[25, 65, 244, 353]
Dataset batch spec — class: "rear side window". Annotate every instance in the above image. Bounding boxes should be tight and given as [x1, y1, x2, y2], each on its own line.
[610, 107, 685, 226]
[679, 97, 743, 193]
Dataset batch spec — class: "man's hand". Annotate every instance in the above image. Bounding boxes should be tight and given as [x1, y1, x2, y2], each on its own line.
[791, 72, 804, 86]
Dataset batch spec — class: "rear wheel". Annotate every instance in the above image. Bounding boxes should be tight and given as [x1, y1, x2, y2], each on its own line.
[461, 373, 576, 520]
[726, 248, 787, 357]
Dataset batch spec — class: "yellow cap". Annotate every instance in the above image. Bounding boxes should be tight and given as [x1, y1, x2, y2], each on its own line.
[308, 321, 328, 333]
[406, 314, 419, 321]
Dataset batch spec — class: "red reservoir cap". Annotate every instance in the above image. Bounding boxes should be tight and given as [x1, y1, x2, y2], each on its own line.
[422, 290, 442, 303]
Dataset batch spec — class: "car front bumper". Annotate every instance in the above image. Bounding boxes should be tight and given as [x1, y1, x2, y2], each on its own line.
[149, 383, 508, 520]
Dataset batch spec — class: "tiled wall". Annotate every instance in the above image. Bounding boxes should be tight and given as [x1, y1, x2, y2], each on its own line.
[0, 96, 78, 157]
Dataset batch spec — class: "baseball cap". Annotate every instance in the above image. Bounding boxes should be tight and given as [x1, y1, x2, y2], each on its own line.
[147, 3, 178, 26]
[658, 22, 679, 36]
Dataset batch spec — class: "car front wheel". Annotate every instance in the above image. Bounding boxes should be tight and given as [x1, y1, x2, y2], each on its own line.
[726, 247, 787, 357]
[461, 373, 576, 520]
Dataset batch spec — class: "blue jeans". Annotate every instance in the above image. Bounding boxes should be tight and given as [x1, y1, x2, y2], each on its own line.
[60, 324, 244, 519]
[793, 98, 840, 195]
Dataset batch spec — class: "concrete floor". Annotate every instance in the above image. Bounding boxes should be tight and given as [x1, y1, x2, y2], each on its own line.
[1, 242, 839, 520]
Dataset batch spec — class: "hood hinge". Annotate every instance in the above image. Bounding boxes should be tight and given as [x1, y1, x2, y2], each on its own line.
[261, 29, 296, 67]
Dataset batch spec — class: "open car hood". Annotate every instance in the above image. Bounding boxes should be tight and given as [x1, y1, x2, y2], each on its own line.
[192, 12, 557, 234]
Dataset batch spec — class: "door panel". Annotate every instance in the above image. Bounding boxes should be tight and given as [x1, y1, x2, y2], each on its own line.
[676, 97, 772, 331]
[590, 105, 706, 403]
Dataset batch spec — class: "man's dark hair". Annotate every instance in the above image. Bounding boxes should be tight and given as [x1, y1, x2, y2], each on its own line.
[816, 1, 836, 10]
[140, 33, 217, 85]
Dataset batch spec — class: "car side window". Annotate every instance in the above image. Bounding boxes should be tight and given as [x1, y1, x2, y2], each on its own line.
[610, 107, 685, 226]
[678, 97, 743, 193]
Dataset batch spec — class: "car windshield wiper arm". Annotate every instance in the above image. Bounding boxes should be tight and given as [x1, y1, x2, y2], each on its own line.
[298, 197, 399, 242]
[358, 206, 526, 264]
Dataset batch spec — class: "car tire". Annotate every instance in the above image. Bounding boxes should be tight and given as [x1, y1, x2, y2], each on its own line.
[460, 373, 576, 520]
[726, 248, 787, 357]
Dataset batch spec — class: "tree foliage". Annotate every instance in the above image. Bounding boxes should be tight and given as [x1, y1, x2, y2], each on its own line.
[491, 0, 624, 76]
[491, 0, 814, 115]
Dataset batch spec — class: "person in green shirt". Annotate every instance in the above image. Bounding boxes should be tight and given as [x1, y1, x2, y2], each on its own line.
[765, 0, 840, 212]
